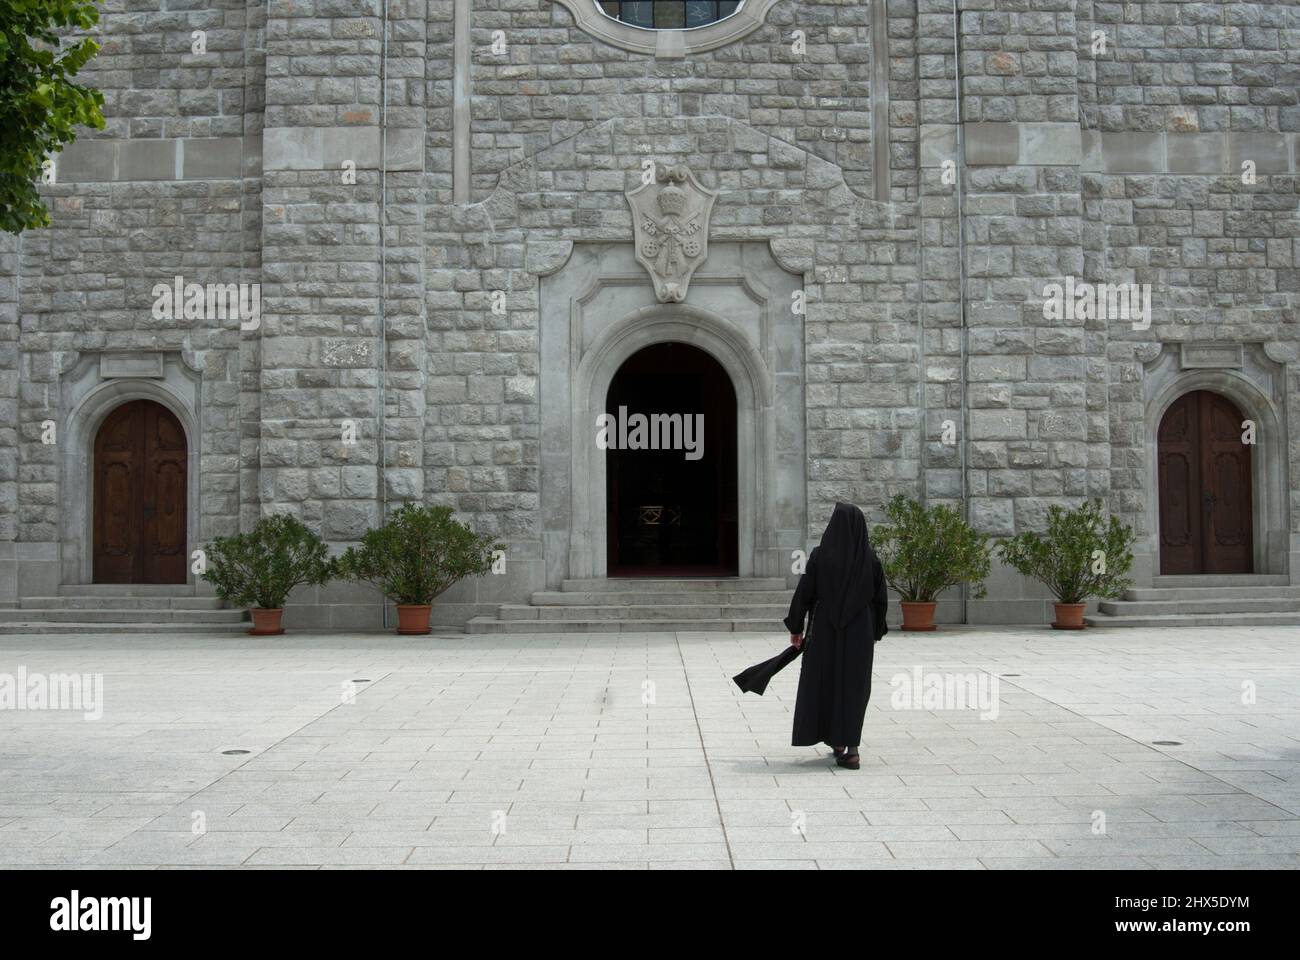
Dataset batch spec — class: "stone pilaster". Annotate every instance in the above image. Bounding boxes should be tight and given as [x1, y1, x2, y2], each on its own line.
[260, 1, 385, 552]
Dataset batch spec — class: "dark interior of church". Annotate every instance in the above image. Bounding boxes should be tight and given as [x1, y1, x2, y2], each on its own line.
[605, 341, 738, 575]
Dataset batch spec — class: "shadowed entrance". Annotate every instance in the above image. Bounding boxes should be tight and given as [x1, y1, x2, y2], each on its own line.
[605, 342, 737, 575]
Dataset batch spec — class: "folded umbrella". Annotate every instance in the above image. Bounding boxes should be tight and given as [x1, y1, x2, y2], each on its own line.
[732, 642, 803, 695]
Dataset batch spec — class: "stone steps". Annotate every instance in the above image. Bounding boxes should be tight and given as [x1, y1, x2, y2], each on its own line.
[559, 577, 788, 592]
[497, 602, 788, 621]
[465, 617, 780, 634]
[1, 586, 249, 634]
[1150, 574, 1289, 588]
[466, 576, 793, 634]
[1087, 575, 1300, 628]
[56, 584, 199, 596]
[1097, 597, 1300, 617]
[0, 621, 249, 635]
[21, 596, 226, 610]
[0, 607, 245, 623]
[529, 590, 792, 605]
[1085, 611, 1300, 629]
[1125, 585, 1300, 601]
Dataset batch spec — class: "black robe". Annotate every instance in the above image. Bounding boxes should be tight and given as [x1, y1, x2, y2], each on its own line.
[783, 539, 890, 748]
[732, 642, 802, 696]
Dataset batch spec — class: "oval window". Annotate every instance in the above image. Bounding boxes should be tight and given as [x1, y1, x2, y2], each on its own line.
[596, 1, 742, 30]
[557, 0, 776, 56]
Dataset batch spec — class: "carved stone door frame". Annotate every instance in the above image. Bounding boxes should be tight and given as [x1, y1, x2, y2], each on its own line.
[59, 353, 202, 587]
[1141, 343, 1289, 581]
[538, 240, 806, 587]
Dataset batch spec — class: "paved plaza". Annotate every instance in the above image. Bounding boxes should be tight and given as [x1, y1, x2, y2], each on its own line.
[1, 626, 1298, 870]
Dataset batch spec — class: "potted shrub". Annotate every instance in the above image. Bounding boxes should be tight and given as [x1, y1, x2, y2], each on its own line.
[202, 514, 335, 635]
[996, 499, 1136, 630]
[872, 495, 992, 631]
[337, 503, 501, 635]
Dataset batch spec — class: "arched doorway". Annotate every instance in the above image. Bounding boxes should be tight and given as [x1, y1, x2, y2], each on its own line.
[92, 399, 188, 584]
[1157, 389, 1253, 575]
[604, 342, 738, 575]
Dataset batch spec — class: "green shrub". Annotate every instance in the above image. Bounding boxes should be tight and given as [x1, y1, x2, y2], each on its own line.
[872, 495, 991, 602]
[337, 504, 501, 606]
[202, 514, 335, 609]
[996, 499, 1136, 604]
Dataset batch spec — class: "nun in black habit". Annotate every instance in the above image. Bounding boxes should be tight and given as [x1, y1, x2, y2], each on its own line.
[783, 502, 889, 769]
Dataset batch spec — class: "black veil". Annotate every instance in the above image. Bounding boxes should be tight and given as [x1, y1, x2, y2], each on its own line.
[815, 501, 877, 630]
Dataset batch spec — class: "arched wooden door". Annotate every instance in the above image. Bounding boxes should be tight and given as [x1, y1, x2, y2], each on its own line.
[93, 399, 188, 584]
[1157, 390, 1252, 575]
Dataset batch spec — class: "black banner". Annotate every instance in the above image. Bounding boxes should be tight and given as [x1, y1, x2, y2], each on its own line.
[0, 868, 1284, 947]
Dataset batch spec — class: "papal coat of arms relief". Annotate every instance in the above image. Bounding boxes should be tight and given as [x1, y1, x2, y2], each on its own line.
[626, 164, 718, 303]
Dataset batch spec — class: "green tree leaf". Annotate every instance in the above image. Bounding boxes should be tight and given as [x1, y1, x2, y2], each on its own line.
[0, 0, 105, 234]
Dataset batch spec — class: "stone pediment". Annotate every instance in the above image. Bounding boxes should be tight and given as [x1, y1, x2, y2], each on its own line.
[484, 118, 862, 225]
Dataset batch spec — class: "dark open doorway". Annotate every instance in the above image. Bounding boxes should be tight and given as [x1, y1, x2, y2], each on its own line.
[605, 342, 738, 576]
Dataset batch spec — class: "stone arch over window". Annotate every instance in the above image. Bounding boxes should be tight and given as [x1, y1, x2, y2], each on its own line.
[551, 0, 782, 56]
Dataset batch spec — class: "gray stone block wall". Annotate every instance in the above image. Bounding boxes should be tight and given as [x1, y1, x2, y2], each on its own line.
[468, 0, 878, 199]
[259, 1, 385, 547]
[886, 0, 920, 204]
[1080, 1, 1300, 559]
[0, 3, 266, 609]
[14, 180, 250, 533]
[423, 108, 918, 614]
[1084, 1, 1298, 135]
[80, 0, 253, 141]
[0, 0, 1296, 624]
[0, 234, 17, 562]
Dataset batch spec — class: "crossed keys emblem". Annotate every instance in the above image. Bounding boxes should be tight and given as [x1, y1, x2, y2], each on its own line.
[626, 164, 717, 303]
[638, 211, 703, 291]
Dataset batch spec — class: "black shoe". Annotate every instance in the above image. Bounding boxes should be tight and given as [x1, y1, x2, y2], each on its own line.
[836, 752, 860, 770]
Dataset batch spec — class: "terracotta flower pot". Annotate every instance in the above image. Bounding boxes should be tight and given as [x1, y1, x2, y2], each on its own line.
[900, 601, 938, 632]
[1052, 602, 1087, 630]
[248, 607, 285, 636]
[396, 604, 432, 635]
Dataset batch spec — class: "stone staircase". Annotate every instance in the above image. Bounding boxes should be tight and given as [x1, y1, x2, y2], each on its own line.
[1085, 575, 1300, 628]
[0, 584, 249, 634]
[465, 577, 792, 633]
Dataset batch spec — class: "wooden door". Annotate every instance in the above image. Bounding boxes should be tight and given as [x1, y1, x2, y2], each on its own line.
[93, 400, 188, 584]
[1157, 390, 1252, 575]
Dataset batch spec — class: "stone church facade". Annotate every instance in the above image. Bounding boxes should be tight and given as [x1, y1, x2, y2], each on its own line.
[0, 0, 1297, 630]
